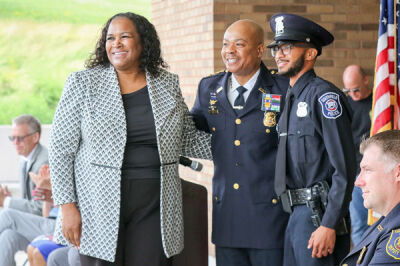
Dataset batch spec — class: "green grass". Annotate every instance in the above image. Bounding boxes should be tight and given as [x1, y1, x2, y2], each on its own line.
[0, 0, 151, 124]
[0, 0, 151, 24]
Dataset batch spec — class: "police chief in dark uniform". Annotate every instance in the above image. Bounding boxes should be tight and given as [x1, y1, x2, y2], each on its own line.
[341, 130, 400, 266]
[191, 19, 289, 266]
[268, 13, 356, 266]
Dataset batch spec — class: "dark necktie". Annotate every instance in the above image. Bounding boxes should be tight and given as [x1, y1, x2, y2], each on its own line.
[274, 88, 293, 196]
[234, 86, 247, 109]
[21, 160, 28, 199]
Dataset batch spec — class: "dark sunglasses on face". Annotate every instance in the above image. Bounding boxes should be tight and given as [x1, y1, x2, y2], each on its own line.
[342, 87, 360, 94]
[8, 132, 36, 142]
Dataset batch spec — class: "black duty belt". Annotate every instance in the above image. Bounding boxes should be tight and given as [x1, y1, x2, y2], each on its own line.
[286, 187, 313, 206]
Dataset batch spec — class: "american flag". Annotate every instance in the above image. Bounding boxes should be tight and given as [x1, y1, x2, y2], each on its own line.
[371, 0, 399, 135]
[369, 0, 399, 224]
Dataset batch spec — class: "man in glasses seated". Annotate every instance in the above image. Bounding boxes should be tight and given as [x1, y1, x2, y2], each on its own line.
[2, 114, 48, 215]
[342, 65, 373, 247]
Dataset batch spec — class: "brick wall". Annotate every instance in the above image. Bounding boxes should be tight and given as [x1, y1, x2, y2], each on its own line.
[151, 0, 380, 258]
[213, 0, 380, 88]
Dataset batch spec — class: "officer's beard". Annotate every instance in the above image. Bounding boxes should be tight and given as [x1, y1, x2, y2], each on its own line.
[280, 51, 306, 78]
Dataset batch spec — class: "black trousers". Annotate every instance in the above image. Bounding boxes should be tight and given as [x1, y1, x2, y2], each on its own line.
[283, 205, 350, 266]
[80, 178, 172, 266]
[216, 246, 283, 266]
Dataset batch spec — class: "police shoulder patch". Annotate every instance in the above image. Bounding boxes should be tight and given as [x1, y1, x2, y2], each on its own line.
[318, 92, 342, 119]
[386, 229, 400, 260]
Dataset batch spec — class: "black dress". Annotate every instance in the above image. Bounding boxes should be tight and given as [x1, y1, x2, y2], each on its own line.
[80, 86, 171, 266]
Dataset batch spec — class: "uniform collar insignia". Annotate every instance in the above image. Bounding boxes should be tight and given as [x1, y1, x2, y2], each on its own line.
[357, 246, 367, 264]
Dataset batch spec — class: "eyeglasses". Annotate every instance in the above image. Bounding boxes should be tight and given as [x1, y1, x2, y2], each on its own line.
[270, 43, 313, 57]
[342, 87, 360, 94]
[8, 132, 36, 142]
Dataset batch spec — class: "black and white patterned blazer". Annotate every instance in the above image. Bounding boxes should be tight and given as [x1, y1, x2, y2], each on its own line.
[49, 65, 212, 262]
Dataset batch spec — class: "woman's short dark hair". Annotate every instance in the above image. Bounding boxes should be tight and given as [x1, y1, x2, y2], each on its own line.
[85, 12, 167, 76]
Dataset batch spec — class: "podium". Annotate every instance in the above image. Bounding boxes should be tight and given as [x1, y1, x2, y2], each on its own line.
[172, 180, 208, 266]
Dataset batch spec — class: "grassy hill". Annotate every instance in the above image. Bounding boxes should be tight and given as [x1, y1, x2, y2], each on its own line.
[0, 0, 150, 124]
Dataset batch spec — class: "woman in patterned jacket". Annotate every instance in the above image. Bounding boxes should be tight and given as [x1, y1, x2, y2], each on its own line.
[49, 12, 212, 265]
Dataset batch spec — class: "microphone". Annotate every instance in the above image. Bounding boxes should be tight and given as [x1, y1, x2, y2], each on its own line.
[179, 156, 203, 172]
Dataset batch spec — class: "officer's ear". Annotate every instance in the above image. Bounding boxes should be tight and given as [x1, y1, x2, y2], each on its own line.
[304, 48, 318, 61]
[394, 162, 400, 182]
[257, 43, 265, 58]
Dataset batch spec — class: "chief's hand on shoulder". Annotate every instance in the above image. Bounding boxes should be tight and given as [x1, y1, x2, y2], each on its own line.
[307, 225, 336, 258]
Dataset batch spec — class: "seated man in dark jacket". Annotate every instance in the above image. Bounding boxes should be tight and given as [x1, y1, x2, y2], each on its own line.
[341, 130, 400, 266]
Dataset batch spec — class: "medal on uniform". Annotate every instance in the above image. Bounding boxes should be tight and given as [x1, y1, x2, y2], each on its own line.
[263, 112, 276, 127]
[261, 93, 281, 112]
[296, 102, 308, 117]
[208, 91, 219, 114]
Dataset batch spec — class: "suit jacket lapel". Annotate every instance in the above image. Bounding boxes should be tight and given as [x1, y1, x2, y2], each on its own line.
[346, 217, 383, 258]
[88, 65, 127, 167]
[240, 64, 275, 117]
[146, 70, 176, 138]
[216, 72, 237, 117]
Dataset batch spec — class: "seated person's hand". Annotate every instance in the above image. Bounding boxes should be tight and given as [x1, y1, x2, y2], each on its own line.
[0, 185, 11, 207]
[29, 164, 51, 190]
[32, 188, 53, 203]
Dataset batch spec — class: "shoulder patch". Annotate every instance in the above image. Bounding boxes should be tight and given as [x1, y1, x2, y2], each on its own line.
[318, 92, 342, 119]
[386, 229, 400, 260]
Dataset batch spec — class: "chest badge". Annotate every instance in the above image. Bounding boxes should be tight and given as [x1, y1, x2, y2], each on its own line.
[386, 229, 400, 260]
[357, 246, 368, 264]
[263, 112, 276, 127]
[296, 102, 308, 117]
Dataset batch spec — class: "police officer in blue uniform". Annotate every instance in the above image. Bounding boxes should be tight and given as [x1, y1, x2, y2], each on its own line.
[191, 19, 289, 266]
[268, 13, 356, 266]
[341, 130, 400, 266]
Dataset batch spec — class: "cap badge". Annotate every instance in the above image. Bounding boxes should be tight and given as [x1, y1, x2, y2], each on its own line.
[306, 37, 311, 42]
[275, 16, 285, 34]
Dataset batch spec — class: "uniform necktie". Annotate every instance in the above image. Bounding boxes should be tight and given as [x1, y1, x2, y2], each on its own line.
[21, 160, 28, 198]
[274, 88, 293, 196]
[234, 86, 247, 109]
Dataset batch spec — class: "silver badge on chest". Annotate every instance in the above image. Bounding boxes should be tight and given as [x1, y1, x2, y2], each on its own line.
[296, 102, 308, 117]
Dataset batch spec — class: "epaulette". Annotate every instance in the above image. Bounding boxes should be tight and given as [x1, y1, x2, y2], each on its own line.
[203, 69, 226, 79]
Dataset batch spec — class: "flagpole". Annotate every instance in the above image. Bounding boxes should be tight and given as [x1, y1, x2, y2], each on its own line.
[395, 0, 399, 129]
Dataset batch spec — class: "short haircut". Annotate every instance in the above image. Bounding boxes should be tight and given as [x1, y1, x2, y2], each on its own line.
[12, 114, 41, 136]
[360, 130, 400, 171]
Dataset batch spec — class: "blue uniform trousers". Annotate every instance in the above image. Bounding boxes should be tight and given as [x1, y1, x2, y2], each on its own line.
[284, 205, 350, 266]
[216, 246, 283, 266]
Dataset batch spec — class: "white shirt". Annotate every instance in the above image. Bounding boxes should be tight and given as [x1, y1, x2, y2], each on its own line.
[227, 68, 261, 107]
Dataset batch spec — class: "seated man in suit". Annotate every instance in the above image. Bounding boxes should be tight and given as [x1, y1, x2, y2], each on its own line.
[1, 114, 48, 215]
[0, 164, 56, 266]
[341, 130, 400, 266]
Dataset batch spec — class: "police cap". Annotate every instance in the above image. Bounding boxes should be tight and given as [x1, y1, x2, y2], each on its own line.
[267, 13, 334, 56]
